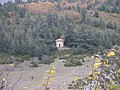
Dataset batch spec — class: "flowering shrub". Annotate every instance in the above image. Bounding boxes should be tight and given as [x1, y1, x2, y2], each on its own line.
[42, 65, 56, 90]
[68, 47, 120, 90]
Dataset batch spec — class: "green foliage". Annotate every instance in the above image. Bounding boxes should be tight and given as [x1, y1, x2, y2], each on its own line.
[107, 21, 117, 29]
[68, 0, 76, 3]
[98, 0, 120, 13]
[16, 55, 30, 62]
[64, 63, 76, 67]
[30, 62, 38, 67]
[68, 47, 120, 89]
[0, 2, 26, 18]
[0, 2, 120, 60]
[55, 1, 61, 11]
[76, 5, 80, 13]
[81, 9, 87, 23]
[0, 53, 9, 58]
[40, 59, 55, 65]
[0, 60, 13, 64]
[15, 0, 23, 4]
[0, 54, 13, 64]
[94, 11, 99, 17]
[27, 0, 33, 3]
[68, 79, 85, 89]
[64, 59, 82, 67]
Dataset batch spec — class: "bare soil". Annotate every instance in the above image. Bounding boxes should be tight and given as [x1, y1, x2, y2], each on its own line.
[0, 57, 93, 90]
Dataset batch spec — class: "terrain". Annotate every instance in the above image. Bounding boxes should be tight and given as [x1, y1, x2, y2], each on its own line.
[0, 0, 120, 58]
[0, 0, 120, 90]
[0, 57, 93, 90]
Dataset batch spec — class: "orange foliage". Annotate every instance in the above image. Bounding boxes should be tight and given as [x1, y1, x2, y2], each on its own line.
[18, 2, 55, 14]
[60, 1, 88, 10]
[18, 1, 88, 14]
[60, 1, 79, 9]
[59, 10, 80, 19]
[99, 12, 120, 26]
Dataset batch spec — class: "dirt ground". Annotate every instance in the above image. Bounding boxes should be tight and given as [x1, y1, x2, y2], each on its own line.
[0, 57, 93, 90]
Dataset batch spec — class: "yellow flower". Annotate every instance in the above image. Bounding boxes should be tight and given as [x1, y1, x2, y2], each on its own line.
[35, 84, 39, 86]
[112, 85, 117, 89]
[94, 71, 100, 75]
[104, 61, 109, 65]
[105, 59, 109, 63]
[2, 78, 6, 81]
[88, 74, 94, 80]
[104, 64, 110, 67]
[88, 76, 94, 80]
[95, 58, 101, 63]
[107, 51, 115, 57]
[104, 62, 106, 64]
[107, 53, 111, 57]
[110, 80, 115, 85]
[50, 70, 55, 75]
[94, 77, 98, 80]
[52, 65, 56, 69]
[118, 69, 120, 73]
[110, 51, 115, 56]
[74, 75, 79, 81]
[95, 86, 99, 90]
[9, 64, 14, 67]
[42, 83, 46, 86]
[49, 78, 54, 82]
[93, 63, 101, 69]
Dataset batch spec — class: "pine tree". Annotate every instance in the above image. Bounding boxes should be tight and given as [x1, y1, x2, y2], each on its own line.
[76, 5, 80, 13]
[94, 11, 99, 17]
[15, 0, 22, 4]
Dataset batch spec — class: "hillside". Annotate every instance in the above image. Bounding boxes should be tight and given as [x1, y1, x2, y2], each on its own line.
[0, 0, 120, 60]
[0, 0, 120, 90]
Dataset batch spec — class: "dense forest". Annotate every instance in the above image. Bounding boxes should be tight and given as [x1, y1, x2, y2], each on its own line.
[0, 0, 120, 58]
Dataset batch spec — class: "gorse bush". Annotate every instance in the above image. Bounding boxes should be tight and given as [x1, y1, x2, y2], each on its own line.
[68, 47, 120, 90]
[42, 65, 56, 90]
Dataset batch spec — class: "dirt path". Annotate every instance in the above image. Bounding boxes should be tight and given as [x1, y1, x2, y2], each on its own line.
[0, 57, 93, 90]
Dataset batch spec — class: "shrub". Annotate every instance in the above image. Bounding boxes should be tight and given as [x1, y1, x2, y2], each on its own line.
[64, 63, 76, 67]
[94, 11, 99, 17]
[68, 84, 74, 89]
[64, 63, 73, 67]
[16, 57, 24, 62]
[16, 55, 30, 62]
[41, 59, 55, 65]
[0, 61, 6, 64]
[7, 61, 14, 64]
[30, 62, 38, 67]
[0, 60, 14, 64]
[75, 61, 82, 66]
[0, 53, 9, 58]
[82, 59, 85, 62]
